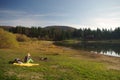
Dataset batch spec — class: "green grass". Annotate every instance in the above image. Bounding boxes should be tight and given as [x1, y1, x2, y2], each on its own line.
[0, 41, 120, 80]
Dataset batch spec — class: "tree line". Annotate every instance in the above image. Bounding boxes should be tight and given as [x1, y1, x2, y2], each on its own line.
[1, 26, 120, 41]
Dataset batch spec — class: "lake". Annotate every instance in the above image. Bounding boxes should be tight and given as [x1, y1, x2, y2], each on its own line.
[76, 42, 120, 57]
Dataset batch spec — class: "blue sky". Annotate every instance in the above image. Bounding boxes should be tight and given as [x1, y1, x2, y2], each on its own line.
[0, 0, 120, 29]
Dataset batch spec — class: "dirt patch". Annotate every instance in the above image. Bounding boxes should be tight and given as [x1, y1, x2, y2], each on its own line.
[100, 56, 120, 70]
[108, 65, 120, 70]
[71, 49, 120, 71]
[5, 71, 16, 76]
[17, 72, 44, 80]
[50, 65, 59, 69]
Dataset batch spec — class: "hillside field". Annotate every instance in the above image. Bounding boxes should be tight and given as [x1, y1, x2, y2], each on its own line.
[0, 41, 120, 80]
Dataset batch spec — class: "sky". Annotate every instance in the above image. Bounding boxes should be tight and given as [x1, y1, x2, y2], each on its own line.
[0, 0, 120, 29]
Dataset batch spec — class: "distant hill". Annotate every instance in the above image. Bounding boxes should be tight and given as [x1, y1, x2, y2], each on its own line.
[0, 25, 77, 31]
[0, 26, 14, 31]
[44, 25, 76, 31]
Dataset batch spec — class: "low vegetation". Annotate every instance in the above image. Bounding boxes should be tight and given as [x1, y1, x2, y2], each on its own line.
[0, 28, 19, 48]
[15, 34, 30, 42]
[0, 40, 119, 80]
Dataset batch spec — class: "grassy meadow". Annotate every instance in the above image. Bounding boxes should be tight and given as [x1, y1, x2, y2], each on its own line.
[0, 40, 120, 80]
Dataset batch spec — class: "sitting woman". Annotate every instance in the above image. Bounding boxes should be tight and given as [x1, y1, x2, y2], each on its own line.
[24, 53, 34, 63]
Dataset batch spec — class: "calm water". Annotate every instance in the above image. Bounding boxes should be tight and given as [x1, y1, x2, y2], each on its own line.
[76, 42, 120, 57]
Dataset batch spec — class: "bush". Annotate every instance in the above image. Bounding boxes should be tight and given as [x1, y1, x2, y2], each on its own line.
[0, 28, 19, 48]
[15, 34, 30, 42]
[31, 38, 38, 41]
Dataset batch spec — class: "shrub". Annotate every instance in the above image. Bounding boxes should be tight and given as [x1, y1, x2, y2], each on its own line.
[31, 38, 38, 41]
[15, 34, 30, 42]
[0, 28, 19, 48]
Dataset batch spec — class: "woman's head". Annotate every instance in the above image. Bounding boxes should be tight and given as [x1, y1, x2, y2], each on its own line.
[27, 53, 31, 56]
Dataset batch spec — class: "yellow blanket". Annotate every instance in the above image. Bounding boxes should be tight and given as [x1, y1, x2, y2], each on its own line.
[13, 63, 39, 67]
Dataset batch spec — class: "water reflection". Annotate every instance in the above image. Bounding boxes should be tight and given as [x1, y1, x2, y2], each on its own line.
[76, 43, 120, 57]
[100, 51, 120, 57]
[54, 41, 120, 57]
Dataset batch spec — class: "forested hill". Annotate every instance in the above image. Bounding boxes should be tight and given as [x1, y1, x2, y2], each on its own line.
[45, 26, 76, 31]
[0, 26, 14, 30]
[1, 25, 120, 41]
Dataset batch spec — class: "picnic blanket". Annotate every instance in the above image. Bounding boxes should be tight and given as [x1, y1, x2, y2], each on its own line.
[13, 63, 39, 67]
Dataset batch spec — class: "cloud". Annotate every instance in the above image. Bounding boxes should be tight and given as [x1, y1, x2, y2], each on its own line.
[0, 9, 67, 17]
[90, 17, 120, 29]
[0, 9, 120, 29]
[0, 17, 58, 27]
[0, 9, 68, 27]
[84, 5, 120, 29]
[0, 10, 27, 17]
[94, 6, 120, 28]
[111, 6, 120, 10]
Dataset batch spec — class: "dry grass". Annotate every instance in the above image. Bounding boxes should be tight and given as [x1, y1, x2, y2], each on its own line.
[18, 40, 120, 71]
[18, 41, 74, 55]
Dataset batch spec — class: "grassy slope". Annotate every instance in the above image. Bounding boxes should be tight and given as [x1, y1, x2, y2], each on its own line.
[0, 41, 120, 80]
